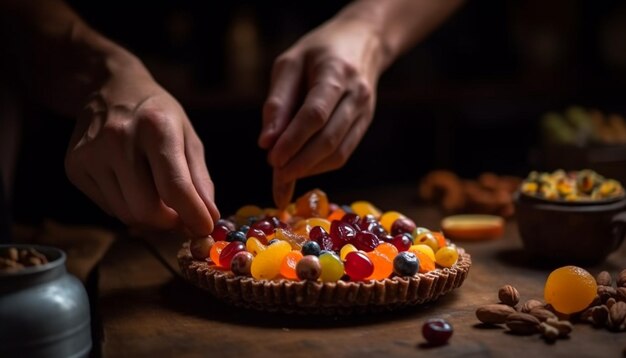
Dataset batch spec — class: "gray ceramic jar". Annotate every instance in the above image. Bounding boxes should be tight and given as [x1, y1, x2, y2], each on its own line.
[0, 244, 92, 357]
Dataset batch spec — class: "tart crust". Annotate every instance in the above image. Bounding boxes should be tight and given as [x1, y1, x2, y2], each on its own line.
[177, 243, 471, 314]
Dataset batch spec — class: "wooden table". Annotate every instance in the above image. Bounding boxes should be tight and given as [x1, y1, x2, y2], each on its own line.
[96, 183, 626, 357]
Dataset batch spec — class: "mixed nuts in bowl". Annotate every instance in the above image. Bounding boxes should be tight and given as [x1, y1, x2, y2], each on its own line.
[514, 169, 626, 264]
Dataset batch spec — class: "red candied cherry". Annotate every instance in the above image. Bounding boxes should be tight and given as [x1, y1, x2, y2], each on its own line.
[422, 318, 453, 346]
[391, 217, 417, 236]
[391, 233, 412, 252]
[352, 231, 379, 252]
[341, 213, 360, 227]
[211, 223, 231, 241]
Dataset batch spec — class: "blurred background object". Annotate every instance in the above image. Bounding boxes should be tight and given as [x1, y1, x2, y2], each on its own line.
[418, 170, 521, 218]
[7, 0, 626, 227]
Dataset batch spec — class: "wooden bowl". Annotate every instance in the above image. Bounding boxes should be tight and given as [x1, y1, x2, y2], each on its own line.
[513, 191, 626, 264]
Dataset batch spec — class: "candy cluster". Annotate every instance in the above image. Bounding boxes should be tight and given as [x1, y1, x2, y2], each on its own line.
[189, 189, 460, 282]
[521, 169, 624, 201]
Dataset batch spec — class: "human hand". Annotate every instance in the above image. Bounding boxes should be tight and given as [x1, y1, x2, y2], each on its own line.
[258, 17, 385, 185]
[65, 63, 219, 237]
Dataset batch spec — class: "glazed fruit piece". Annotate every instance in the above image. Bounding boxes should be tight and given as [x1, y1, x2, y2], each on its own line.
[422, 318, 453, 345]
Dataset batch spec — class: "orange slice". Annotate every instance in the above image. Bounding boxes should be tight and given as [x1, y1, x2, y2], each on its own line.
[440, 214, 504, 241]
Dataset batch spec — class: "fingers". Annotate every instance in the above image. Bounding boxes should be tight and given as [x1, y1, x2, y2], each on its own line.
[269, 65, 375, 182]
[272, 92, 357, 183]
[113, 155, 180, 231]
[306, 115, 371, 178]
[259, 55, 304, 150]
[267, 62, 347, 168]
[141, 123, 216, 237]
[184, 123, 220, 226]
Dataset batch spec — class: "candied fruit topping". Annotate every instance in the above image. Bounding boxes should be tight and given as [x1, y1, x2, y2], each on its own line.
[350, 201, 381, 218]
[295, 188, 330, 218]
[280, 250, 304, 280]
[544, 265, 597, 314]
[193, 189, 464, 283]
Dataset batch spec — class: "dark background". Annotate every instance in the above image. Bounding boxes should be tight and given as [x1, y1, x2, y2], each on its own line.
[11, 0, 626, 229]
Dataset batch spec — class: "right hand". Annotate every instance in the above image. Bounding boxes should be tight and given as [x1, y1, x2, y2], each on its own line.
[258, 17, 384, 185]
[64, 63, 220, 237]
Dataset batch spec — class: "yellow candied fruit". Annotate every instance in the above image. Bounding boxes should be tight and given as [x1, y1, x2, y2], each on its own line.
[599, 179, 620, 196]
[235, 205, 264, 226]
[245, 237, 266, 256]
[409, 244, 435, 262]
[250, 240, 291, 280]
[544, 265, 597, 314]
[556, 179, 574, 196]
[292, 218, 331, 237]
[340, 244, 357, 261]
[521, 182, 538, 195]
[351, 201, 382, 219]
[379, 211, 405, 232]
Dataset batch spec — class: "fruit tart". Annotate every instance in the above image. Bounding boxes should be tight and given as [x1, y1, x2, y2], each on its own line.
[177, 189, 471, 314]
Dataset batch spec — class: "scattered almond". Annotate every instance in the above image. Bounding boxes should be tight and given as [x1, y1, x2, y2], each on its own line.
[545, 318, 573, 337]
[520, 299, 544, 313]
[476, 304, 516, 324]
[505, 313, 540, 335]
[539, 322, 559, 341]
[609, 301, 626, 331]
[498, 285, 520, 307]
[529, 307, 558, 322]
[618, 269, 626, 288]
[597, 271, 612, 286]
[598, 285, 617, 303]
[591, 305, 610, 327]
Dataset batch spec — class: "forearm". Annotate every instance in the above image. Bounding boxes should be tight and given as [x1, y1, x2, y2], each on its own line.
[335, 0, 465, 71]
[0, 0, 148, 117]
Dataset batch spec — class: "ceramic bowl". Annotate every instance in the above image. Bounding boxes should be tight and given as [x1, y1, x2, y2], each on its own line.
[0, 244, 92, 357]
[514, 191, 626, 264]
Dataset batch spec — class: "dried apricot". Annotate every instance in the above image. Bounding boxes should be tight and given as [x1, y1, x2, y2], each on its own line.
[544, 265, 597, 314]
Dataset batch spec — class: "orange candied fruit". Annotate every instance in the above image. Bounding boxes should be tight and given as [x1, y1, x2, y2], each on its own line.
[544, 265, 597, 314]
[209, 241, 229, 267]
[295, 188, 330, 218]
[365, 250, 393, 280]
[280, 250, 304, 280]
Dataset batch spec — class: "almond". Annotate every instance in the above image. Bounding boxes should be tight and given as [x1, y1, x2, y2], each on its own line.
[498, 284, 520, 307]
[609, 301, 626, 331]
[617, 287, 626, 302]
[476, 304, 517, 324]
[529, 307, 558, 322]
[505, 312, 540, 335]
[596, 271, 612, 286]
[618, 269, 626, 287]
[539, 322, 559, 341]
[520, 299, 544, 313]
[591, 305, 609, 327]
[545, 318, 573, 337]
[598, 285, 616, 303]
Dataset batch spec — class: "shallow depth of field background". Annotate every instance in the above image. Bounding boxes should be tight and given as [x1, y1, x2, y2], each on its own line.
[11, 0, 626, 228]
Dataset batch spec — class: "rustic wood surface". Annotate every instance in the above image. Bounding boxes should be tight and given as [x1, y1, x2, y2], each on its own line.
[97, 184, 626, 357]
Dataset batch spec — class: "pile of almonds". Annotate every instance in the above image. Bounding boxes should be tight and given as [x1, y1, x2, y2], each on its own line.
[0, 247, 48, 272]
[577, 269, 626, 331]
[476, 284, 572, 342]
[475, 269, 626, 342]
